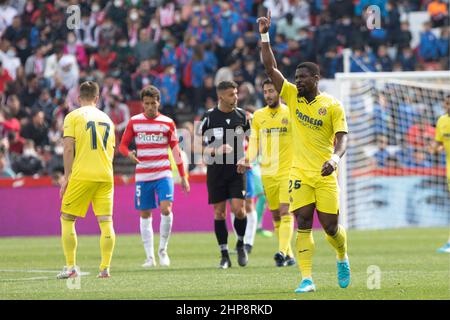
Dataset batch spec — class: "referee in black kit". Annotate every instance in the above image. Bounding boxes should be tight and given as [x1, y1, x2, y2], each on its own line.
[198, 80, 251, 269]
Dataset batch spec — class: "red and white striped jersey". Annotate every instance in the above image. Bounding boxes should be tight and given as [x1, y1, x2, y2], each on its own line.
[119, 112, 186, 182]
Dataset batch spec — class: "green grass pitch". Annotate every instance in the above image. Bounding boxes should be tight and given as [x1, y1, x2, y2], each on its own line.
[0, 228, 449, 300]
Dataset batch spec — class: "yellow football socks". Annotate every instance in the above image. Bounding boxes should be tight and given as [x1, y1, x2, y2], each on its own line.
[325, 225, 348, 261]
[273, 219, 280, 239]
[279, 215, 294, 256]
[296, 229, 315, 279]
[61, 216, 77, 268]
[99, 220, 116, 271]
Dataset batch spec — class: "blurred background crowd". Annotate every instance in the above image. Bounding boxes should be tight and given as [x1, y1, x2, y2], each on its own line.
[0, 0, 448, 179]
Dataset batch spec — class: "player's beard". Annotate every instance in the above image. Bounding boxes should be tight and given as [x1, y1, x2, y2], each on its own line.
[267, 100, 278, 108]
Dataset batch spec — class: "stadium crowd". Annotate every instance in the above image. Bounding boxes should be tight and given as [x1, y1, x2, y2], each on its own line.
[0, 0, 449, 178]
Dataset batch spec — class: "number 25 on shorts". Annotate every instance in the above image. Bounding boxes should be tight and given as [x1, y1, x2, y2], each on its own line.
[289, 180, 301, 193]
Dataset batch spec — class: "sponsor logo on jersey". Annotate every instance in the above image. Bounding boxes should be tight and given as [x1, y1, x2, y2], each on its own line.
[235, 126, 244, 135]
[296, 110, 323, 127]
[137, 132, 165, 142]
[318, 107, 327, 116]
[263, 127, 288, 134]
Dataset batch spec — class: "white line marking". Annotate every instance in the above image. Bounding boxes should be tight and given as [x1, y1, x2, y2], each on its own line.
[0, 269, 90, 282]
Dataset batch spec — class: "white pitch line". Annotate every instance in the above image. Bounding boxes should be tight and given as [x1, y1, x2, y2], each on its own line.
[0, 269, 90, 282]
[0, 269, 61, 273]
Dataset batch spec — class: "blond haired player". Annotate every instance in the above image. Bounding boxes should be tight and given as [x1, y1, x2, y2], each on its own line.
[239, 78, 295, 267]
[257, 11, 350, 293]
[57, 81, 116, 279]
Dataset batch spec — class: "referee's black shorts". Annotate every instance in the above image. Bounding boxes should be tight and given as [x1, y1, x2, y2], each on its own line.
[206, 165, 246, 204]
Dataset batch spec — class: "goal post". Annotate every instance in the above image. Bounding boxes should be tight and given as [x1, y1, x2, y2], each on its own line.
[335, 71, 450, 230]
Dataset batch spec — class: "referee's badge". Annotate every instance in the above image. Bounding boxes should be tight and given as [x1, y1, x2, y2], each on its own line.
[235, 126, 244, 135]
[318, 108, 327, 116]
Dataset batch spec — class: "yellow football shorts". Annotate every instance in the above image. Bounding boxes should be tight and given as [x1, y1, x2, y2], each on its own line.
[288, 169, 339, 214]
[61, 179, 114, 217]
[261, 174, 290, 211]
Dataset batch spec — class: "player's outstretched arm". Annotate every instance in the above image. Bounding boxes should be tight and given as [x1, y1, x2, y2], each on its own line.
[321, 132, 348, 177]
[258, 10, 285, 93]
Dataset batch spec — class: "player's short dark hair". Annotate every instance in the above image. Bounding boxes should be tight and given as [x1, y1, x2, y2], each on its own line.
[216, 80, 238, 93]
[262, 78, 275, 89]
[140, 85, 161, 101]
[79, 81, 99, 100]
[296, 62, 320, 77]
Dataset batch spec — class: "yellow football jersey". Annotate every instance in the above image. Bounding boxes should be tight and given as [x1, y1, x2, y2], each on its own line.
[435, 114, 450, 175]
[280, 80, 348, 172]
[63, 106, 115, 182]
[247, 103, 292, 176]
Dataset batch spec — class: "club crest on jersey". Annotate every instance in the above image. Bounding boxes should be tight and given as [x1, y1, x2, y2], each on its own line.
[235, 126, 244, 135]
[318, 108, 327, 116]
[137, 132, 164, 142]
[226, 119, 231, 125]
[281, 118, 289, 125]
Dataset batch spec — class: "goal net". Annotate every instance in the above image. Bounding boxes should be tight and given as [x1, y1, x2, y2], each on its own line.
[336, 71, 450, 229]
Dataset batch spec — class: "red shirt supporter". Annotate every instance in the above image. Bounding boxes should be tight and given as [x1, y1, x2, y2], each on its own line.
[0, 65, 13, 94]
[119, 112, 186, 182]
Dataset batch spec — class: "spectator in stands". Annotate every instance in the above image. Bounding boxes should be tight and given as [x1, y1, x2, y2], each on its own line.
[56, 53, 79, 91]
[0, 37, 22, 80]
[21, 73, 41, 111]
[132, 59, 158, 96]
[0, 60, 13, 97]
[329, 0, 354, 21]
[76, 11, 99, 51]
[315, 13, 338, 56]
[24, 44, 46, 77]
[134, 28, 159, 64]
[351, 45, 377, 72]
[320, 47, 343, 79]
[0, 0, 18, 36]
[45, 138, 63, 176]
[64, 31, 88, 69]
[7, 130, 25, 156]
[33, 88, 56, 125]
[276, 13, 303, 41]
[11, 139, 43, 176]
[419, 21, 440, 62]
[238, 82, 257, 110]
[397, 46, 417, 71]
[385, 1, 401, 45]
[104, 94, 130, 147]
[427, 0, 449, 28]
[397, 95, 419, 137]
[4, 15, 26, 43]
[280, 39, 302, 79]
[90, 46, 117, 75]
[97, 16, 118, 47]
[157, 64, 179, 120]
[335, 15, 354, 48]
[438, 27, 449, 67]
[298, 27, 315, 62]
[0, 145, 15, 178]
[404, 148, 433, 168]
[374, 135, 390, 167]
[376, 45, 394, 71]
[374, 93, 393, 139]
[20, 109, 48, 149]
[216, 1, 242, 55]
[406, 119, 436, 148]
